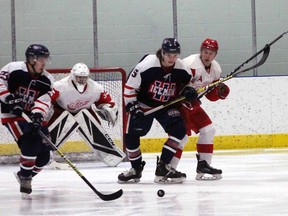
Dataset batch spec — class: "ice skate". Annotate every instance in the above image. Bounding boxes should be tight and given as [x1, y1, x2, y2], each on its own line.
[118, 161, 146, 183]
[14, 171, 32, 198]
[195, 154, 222, 180]
[154, 156, 185, 184]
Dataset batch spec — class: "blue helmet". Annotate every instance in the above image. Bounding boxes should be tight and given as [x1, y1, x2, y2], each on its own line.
[25, 44, 50, 59]
[161, 38, 180, 54]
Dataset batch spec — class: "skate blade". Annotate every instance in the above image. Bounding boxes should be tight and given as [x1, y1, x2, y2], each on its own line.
[154, 176, 183, 184]
[196, 173, 222, 181]
[14, 172, 20, 184]
[21, 193, 32, 200]
[117, 178, 140, 184]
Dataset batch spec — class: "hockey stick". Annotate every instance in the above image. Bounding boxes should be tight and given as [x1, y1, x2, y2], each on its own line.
[197, 30, 288, 98]
[22, 113, 123, 201]
[144, 30, 288, 116]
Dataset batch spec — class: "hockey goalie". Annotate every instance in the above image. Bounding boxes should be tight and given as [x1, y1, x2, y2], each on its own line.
[39, 63, 126, 167]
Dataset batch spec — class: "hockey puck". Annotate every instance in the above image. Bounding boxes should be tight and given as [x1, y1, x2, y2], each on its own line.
[157, 189, 165, 197]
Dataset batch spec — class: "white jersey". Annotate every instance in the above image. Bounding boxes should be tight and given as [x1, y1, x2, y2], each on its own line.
[51, 75, 112, 113]
[182, 54, 221, 89]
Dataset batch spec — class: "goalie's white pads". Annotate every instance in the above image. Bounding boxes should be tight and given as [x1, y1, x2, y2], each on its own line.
[75, 109, 126, 167]
[48, 110, 80, 148]
[93, 103, 118, 127]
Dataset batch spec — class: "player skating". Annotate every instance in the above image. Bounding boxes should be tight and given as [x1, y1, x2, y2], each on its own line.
[41, 63, 125, 167]
[0, 44, 53, 197]
[170, 38, 230, 180]
[118, 38, 198, 184]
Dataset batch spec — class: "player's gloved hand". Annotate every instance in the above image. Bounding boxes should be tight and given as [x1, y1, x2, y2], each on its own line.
[125, 101, 144, 119]
[5, 94, 24, 116]
[182, 86, 198, 102]
[217, 83, 230, 99]
[29, 113, 44, 133]
[12, 104, 24, 116]
[5, 94, 23, 105]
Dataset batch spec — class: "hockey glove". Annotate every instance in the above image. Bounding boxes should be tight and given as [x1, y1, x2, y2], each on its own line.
[125, 101, 144, 119]
[96, 104, 119, 126]
[182, 86, 198, 102]
[217, 83, 230, 99]
[5, 94, 24, 116]
[29, 113, 44, 133]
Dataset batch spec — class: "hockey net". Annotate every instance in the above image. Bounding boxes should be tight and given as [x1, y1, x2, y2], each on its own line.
[0, 67, 126, 164]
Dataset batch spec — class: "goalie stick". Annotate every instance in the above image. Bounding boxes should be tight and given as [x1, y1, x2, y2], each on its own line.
[144, 30, 288, 116]
[22, 113, 123, 201]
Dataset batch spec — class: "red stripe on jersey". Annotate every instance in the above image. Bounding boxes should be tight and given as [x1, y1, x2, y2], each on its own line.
[31, 107, 47, 115]
[124, 85, 134, 90]
[35, 99, 49, 108]
[9, 122, 22, 140]
[191, 68, 196, 77]
[123, 93, 137, 98]
[1, 116, 24, 124]
[50, 88, 60, 101]
[0, 90, 9, 96]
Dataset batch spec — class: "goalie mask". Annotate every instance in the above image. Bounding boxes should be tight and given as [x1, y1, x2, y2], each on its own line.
[71, 63, 90, 93]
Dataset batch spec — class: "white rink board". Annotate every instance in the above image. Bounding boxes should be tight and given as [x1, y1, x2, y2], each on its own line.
[1, 76, 288, 143]
[146, 76, 288, 137]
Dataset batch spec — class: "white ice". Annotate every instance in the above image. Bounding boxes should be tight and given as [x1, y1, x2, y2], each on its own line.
[1, 150, 288, 216]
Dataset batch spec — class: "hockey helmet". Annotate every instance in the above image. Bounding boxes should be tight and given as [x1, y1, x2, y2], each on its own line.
[25, 44, 50, 60]
[71, 63, 90, 92]
[201, 38, 219, 52]
[161, 38, 181, 54]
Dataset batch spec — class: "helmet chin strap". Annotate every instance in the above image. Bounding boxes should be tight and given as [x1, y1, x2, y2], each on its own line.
[27, 59, 42, 76]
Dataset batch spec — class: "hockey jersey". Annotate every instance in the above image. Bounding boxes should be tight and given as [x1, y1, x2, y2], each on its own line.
[124, 54, 192, 109]
[183, 54, 221, 89]
[47, 75, 114, 114]
[0, 61, 54, 123]
[182, 54, 223, 101]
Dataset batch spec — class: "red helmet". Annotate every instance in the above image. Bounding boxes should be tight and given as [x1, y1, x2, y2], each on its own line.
[201, 38, 219, 52]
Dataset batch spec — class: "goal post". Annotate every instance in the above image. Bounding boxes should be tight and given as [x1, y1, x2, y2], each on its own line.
[0, 67, 127, 164]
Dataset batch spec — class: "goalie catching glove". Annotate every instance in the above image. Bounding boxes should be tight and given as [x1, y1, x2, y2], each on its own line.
[94, 103, 119, 126]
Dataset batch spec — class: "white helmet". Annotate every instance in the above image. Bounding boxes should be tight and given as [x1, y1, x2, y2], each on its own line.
[71, 63, 90, 92]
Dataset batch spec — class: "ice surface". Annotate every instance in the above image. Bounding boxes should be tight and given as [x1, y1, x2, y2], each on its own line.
[1, 150, 288, 216]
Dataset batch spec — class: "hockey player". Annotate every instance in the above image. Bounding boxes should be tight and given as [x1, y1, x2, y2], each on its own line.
[0, 44, 54, 197]
[40, 63, 125, 167]
[170, 38, 230, 180]
[118, 38, 198, 184]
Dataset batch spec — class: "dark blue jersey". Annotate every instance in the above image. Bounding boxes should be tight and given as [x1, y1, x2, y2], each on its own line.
[124, 54, 192, 108]
[0, 61, 54, 121]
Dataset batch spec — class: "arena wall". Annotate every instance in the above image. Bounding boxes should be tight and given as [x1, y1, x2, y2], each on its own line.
[1, 76, 287, 157]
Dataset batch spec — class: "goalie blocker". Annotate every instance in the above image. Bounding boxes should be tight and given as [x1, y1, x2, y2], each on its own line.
[48, 109, 126, 167]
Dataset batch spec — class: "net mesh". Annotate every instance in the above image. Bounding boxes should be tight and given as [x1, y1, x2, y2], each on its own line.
[0, 67, 126, 163]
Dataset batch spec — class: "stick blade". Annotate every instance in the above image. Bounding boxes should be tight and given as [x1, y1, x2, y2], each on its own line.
[96, 189, 123, 201]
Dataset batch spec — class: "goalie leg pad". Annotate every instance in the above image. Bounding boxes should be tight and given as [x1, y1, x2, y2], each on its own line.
[75, 109, 126, 167]
[48, 110, 80, 148]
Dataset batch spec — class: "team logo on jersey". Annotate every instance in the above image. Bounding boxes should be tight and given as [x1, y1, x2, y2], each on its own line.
[149, 81, 176, 102]
[17, 87, 39, 110]
[67, 100, 90, 111]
